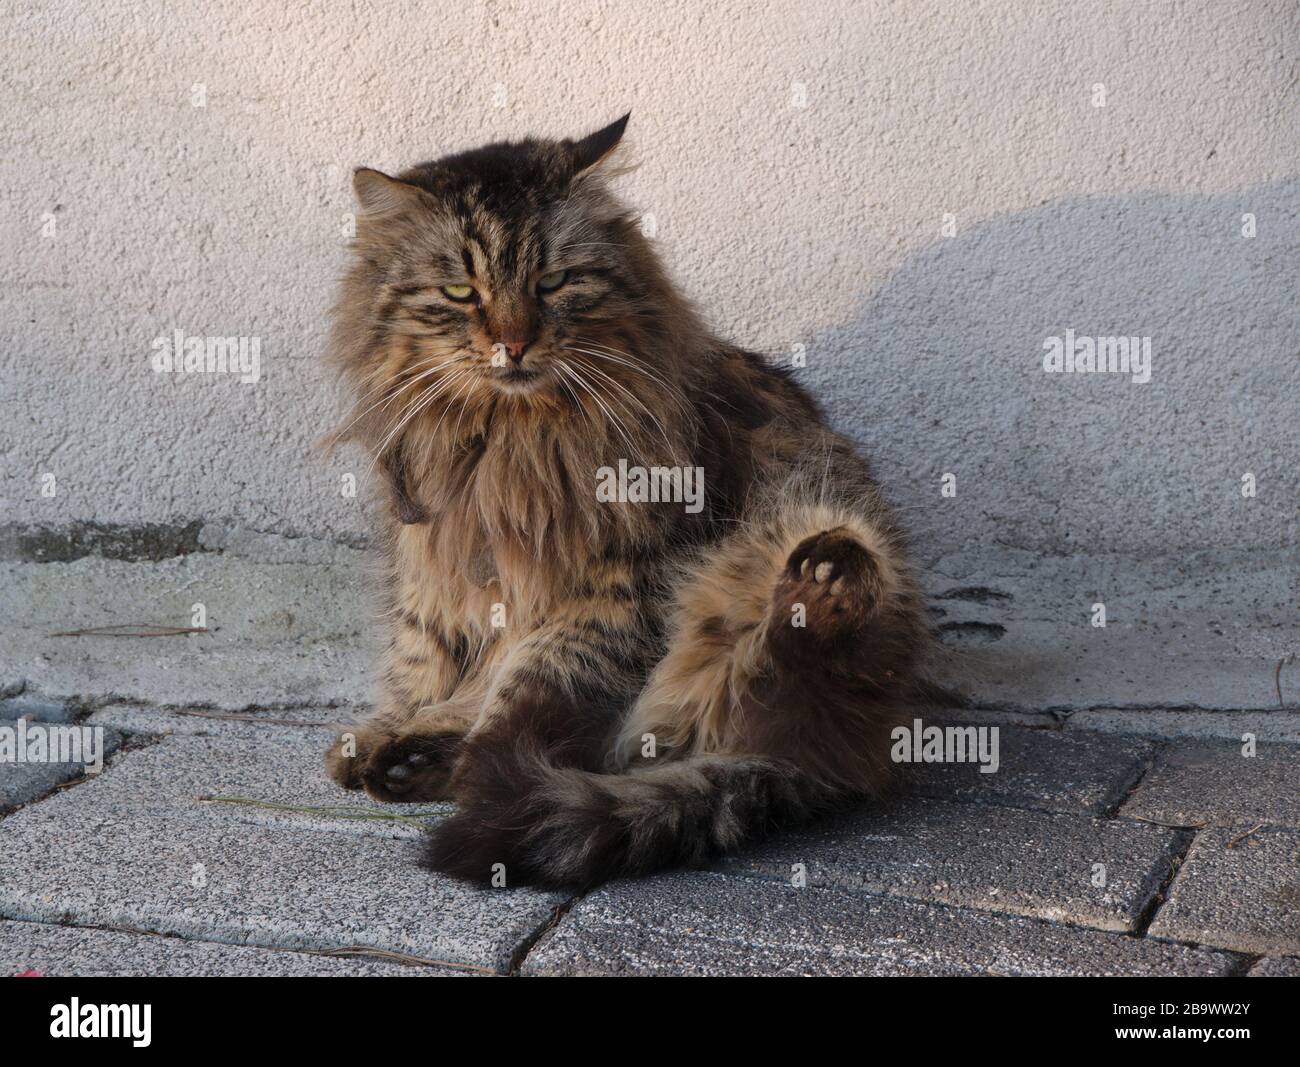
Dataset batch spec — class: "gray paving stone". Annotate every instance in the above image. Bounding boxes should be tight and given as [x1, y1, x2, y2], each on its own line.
[0, 804, 562, 974]
[0, 693, 78, 722]
[5, 544, 1296, 716]
[895, 725, 1153, 815]
[1248, 956, 1300, 976]
[1120, 740, 1300, 829]
[1068, 709, 1300, 745]
[0, 760, 79, 813]
[87, 702, 349, 740]
[523, 871, 1236, 977]
[721, 798, 1182, 931]
[1150, 826, 1300, 956]
[0, 919, 466, 977]
[27, 730, 451, 837]
[0, 721, 122, 812]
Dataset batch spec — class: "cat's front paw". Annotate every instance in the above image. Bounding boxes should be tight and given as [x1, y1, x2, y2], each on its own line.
[361, 731, 464, 803]
[325, 726, 388, 790]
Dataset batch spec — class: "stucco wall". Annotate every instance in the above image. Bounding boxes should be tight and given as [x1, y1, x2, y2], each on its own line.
[2, 0, 1296, 556]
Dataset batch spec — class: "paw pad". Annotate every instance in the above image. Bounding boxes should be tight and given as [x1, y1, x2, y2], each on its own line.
[772, 527, 883, 642]
[361, 732, 463, 802]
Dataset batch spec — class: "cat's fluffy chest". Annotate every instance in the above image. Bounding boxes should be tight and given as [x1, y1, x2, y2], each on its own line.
[389, 494, 594, 639]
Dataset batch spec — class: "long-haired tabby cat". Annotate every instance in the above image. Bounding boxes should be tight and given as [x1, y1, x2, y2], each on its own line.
[324, 114, 927, 888]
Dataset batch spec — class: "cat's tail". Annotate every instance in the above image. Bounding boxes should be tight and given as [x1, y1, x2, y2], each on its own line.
[421, 744, 839, 889]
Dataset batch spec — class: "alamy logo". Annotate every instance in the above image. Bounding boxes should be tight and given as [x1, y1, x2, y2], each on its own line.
[1043, 329, 1151, 383]
[50, 999, 151, 1047]
[595, 459, 705, 514]
[890, 718, 1000, 774]
[151, 329, 261, 383]
[0, 721, 106, 774]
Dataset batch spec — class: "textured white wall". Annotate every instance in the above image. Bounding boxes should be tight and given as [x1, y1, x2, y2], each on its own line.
[2, 0, 1296, 555]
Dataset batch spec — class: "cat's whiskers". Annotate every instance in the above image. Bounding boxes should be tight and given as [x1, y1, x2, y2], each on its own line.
[564, 344, 691, 412]
[553, 359, 640, 460]
[568, 353, 695, 433]
[345, 361, 425, 412]
[568, 339, 694, 418]
[339, 358, 460, 442]
[554, 241, 628, 253]
[563, 351, 676, 457]
[429, 369, 482, 445]
[367, 365, 473, 473]
[450, 367, 486, 445]
[553, 371, 585, 416]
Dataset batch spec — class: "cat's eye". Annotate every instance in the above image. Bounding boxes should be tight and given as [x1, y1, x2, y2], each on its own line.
[442, 284, 476, 302]
[537, 270, 568, 293]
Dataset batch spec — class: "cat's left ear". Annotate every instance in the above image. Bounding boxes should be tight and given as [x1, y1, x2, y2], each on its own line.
[568, 112, 630, 177]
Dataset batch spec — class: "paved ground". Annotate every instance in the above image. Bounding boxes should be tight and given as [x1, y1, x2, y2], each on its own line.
[1, 537, 1296, 976]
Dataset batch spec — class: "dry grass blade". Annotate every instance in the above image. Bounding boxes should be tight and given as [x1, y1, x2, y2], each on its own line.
[1225, 822, 1266, 849]
[196, 794, 436, 828]
[169, 708, 335, 727]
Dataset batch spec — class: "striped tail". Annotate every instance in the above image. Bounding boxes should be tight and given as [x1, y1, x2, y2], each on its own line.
[421, 745, 836, 889]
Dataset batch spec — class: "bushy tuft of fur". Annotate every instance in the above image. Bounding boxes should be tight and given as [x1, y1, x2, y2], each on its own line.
[423, 741, 835, 889]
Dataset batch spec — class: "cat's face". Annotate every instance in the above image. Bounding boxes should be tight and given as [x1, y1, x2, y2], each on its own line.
[349, 115, 647, 403]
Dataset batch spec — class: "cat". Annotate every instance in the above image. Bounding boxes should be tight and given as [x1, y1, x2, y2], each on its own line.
[323, 114, 928, 888]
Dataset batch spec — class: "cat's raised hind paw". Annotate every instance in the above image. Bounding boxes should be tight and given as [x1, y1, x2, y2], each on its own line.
[768, 527, 883, 653]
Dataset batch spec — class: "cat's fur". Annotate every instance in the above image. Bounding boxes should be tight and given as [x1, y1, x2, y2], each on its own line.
[323, 114, 928, 888]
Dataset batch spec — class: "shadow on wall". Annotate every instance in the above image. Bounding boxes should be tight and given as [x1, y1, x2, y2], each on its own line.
[802, 179, 1300, 562]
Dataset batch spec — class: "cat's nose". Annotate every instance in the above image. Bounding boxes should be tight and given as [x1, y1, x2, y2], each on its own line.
[497, 337, 532, 364]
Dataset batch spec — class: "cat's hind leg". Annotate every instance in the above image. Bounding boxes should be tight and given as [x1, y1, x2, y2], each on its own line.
[620, 494, 926, 793]
[418, 495, 928, 887]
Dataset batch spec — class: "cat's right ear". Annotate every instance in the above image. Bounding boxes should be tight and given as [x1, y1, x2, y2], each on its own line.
[568, 112, 631, 178]
[352, 168, 422, 218]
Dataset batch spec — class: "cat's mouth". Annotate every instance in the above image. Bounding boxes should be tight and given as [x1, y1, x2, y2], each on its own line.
[490, 364, 546, 392]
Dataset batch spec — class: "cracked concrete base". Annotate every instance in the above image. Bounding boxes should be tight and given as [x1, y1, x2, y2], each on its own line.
[2, 532, 1295, 715]
[924, 546, 1299, 712]
[0, 530, 376, 710]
